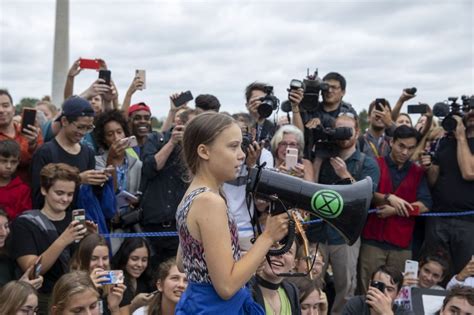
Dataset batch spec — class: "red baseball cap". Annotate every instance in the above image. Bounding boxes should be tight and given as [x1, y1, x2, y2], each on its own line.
[128, 102, 151, 115]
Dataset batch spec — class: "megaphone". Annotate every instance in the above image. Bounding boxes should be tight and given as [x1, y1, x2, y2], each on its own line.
[246, 167, 373, 247]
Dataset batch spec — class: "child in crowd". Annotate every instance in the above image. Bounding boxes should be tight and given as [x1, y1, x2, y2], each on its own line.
[70, 233, 125, 314]
[174, 112, 288, 314]
[51, 270, 123, 315]
[292, 277, 328, 315]
[112, 237, 154, 314]
[133, 257, 188, 315]
[0, 280, 38, 314]
[0, 139, 31, 219]
[10, 163, 95, 314]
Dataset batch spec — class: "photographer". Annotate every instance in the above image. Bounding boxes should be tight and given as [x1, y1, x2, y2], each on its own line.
[222, 113, 273, 251]
[359, 125, 432, 294]
[139, 109, 200, 267]
[423, 111, 474, 275]
[343, 265, 413, 315]
[309, 113, 380, 315]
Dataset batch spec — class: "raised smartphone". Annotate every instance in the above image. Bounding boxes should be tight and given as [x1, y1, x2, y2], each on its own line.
[286, 148, 298, 169]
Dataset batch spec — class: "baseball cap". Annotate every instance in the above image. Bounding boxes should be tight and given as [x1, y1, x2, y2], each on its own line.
[56, 96, 95, 121]
[128, 102, 151, 115]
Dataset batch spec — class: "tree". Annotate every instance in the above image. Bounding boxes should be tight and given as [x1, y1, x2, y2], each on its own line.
[15, 97, 39, 114]
[359, 109, 369, 132]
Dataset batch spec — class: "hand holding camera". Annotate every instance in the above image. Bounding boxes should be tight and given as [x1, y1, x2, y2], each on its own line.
[366, 281, 393, 314]
[68, 58, 83, 77]
[420, 152, 433, 169]
[399, 87, 417, 102]
[245, 141, 262, 168]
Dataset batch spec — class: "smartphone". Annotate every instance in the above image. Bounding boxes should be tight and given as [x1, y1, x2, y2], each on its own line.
[135, 69, 146, 90]
[370, 280, 386, 292]
[98, 70, 111, 86]
[121, 136, 138, 148]
[404, 260, 419, 277]
[286, 148, 298, 169]
[72, 209, 86, 226]
[101, 270, 124, 285]
[407, 104, 428, 114]
[29, 256, 42, 279]
[21, 108, 37, 132]
[375, 98, 386, 111]
[103, 166, 115, 176]
[174, 91, 194, 107]
[79, 58, 100, 70]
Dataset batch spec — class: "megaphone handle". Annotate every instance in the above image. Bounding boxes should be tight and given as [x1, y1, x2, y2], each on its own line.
[267, 219, 296, 256]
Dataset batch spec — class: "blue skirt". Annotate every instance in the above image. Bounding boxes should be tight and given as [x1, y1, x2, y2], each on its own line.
[175, 281, 264, 315]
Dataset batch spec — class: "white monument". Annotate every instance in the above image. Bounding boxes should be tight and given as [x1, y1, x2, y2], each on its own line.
[51, 0, 69, 107]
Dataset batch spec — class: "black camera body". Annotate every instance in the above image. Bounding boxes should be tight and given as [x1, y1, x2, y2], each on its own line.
[433, 96, 474, 133]
[257, 85, 280, 119]
[241, 131, 253, 154]
[312, 125, 353, 158]
[300, 69, 329, 112]
[281, 79, 305, 113]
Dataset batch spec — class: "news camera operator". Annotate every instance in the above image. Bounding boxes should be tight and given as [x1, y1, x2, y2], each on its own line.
[422, 107, 474, 276]
[309, 113, 380, 315]
[139, 108, 200, 267]
[245, 82, 304, 144]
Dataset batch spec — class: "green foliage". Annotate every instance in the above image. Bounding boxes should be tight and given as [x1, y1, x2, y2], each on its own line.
[15, 97, 39, 115]
[150, 116, 163, 131]
[358, 109, 369, 132]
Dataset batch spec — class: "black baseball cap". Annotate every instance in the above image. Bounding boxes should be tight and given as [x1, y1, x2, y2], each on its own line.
[56, 96, 95, 122]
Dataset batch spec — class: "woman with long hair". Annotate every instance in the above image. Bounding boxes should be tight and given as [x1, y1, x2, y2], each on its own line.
[112, 237, 154, 313]
[175, 112, 288, 314]
[0, 280, 38, 315]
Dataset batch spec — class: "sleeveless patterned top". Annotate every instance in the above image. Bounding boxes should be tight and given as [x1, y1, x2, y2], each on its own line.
[176, 187, 241, 284]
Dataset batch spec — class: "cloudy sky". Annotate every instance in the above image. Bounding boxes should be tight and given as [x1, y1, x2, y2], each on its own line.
[1, 0, 472, 119]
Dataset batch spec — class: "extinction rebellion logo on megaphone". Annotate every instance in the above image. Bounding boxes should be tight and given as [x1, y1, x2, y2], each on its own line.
[311, 190, 344, 219]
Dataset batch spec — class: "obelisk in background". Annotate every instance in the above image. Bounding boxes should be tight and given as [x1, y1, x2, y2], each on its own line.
[51, 0, 69, 107]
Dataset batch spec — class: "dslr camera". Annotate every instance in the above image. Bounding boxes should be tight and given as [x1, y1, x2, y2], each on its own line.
[312, 125, 353, 158]
[257, 85, 280, 119]
[281, 79, 305, 113]
[433, 95, 474, 133]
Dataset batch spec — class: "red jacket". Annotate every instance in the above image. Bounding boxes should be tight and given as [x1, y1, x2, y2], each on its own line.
[0, 176, 32, 219]
[362, 157, 424, 248]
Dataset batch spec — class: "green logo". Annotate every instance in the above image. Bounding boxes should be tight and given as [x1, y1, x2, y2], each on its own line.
[311, 190, 344, 218]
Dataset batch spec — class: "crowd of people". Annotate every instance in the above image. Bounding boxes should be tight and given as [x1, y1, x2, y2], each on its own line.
[0, 58, 473, 314]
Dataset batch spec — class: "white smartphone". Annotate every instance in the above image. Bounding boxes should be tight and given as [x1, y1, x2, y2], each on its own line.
[135, 69, 146, 90]
[121, 136, 138, 148]
[285, 148, 298, 169]
[404, 260, 419, 277]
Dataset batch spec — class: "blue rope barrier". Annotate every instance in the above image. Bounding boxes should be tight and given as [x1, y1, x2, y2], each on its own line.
[102, 209, 474, 238]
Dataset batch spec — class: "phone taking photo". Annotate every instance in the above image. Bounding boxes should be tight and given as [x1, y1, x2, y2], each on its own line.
[285, 148, 298, 169]
[101, 270, 124, 285]
[79, 58, 100, 70]
[98, 70, 111, 86]
[404, 259, 419, 277]
[21, 108, 37, 133]
[407, 104, 428, 114]
[121, 136, 138, 148]
[375, 98, 386, 111]
[135, 69, 146, 90]
[173, 91, 194, 107]
[72, 209, 86, 226]
[29, 256, 42, 280]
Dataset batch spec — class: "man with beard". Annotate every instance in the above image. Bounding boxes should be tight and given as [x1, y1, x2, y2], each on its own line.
[309, 113, 379, 314]
[423, 110, 474, 276]
[128, 103, 152, 160]
[359, 99, 395, 159]
[359, 125, 432, 294]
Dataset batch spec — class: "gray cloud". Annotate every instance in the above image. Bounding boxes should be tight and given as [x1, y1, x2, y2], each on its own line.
[0, 0, 472, 119]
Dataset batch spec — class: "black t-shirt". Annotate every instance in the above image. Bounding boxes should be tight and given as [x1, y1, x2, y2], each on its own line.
[10, 211, 72, 293]
[31, 138, 95, 208]
[432, 136, 474, 212]
[119, 276, 153, 307]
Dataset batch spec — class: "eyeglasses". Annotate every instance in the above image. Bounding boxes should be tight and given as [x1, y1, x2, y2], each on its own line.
[278, 141, 298, 148]
[327, 84, 341, 91]
[71, 121, 95, 133]
[337, 111, 356, 119]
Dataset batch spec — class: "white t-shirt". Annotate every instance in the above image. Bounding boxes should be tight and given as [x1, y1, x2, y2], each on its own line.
[132, 306, 147, 315]
[223, 149, 273, 250]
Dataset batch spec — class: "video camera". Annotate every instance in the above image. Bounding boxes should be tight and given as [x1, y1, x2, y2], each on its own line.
[311, 125, 353, 158]
[433, 95, 474, 133]
[281, 68, 328, 113]
[257, 85, 280, 119]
